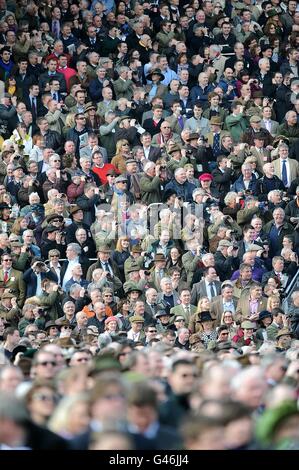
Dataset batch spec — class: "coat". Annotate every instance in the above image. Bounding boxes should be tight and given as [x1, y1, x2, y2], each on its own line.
[23, 268, 58, 298]
[210, 295, 238, 325]
[273, 158, 299, 185]
[182, 251, 201, 286]
[225, 113, 248, 143]
[0, 268, 26, 307]
[113, 78, 134, 100]
[170, 304, 197, 324]
[190, 279, 221, 306]
[140, 174, 163, 205]
[235, 296, 268, 323]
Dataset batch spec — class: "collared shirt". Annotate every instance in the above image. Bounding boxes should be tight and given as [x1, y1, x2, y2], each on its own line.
[223, 300, 235, 313]
[280, 158, 290, 187]
[62, 257, 79, 289]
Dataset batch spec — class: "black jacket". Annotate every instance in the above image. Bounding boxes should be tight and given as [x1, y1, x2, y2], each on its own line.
[214, 251, 240, 282]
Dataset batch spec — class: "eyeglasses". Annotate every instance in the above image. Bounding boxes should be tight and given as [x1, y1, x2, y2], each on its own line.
[104, 294, 113, 297]
[33, 393, 56, 402]
[37, 361, 57, 367]
[50, 255, 59, 257]
[2, 259, 12, 262]
[103, 393, 125, 400]
[148, 329, 157, 333]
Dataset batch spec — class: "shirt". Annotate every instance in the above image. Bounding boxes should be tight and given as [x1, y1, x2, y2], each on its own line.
[62, 258, 79, 289]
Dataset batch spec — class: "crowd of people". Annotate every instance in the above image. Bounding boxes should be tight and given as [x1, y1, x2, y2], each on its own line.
[0, 0, 299, 451]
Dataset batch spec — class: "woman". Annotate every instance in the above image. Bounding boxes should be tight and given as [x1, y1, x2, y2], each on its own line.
[48, 393, 90, 439]
[85, 102, 102, 134]
[175, 53, 189, 74]
[116, 342, 134, 366]
[116, 299, 131, 331]
[111, 139, 131, 174]
[255, 310, 273, 343]
[220, 310, 238, 339]
[25, 381, 58, 427]
[248, 44, 262, 66]
[165, 246, 183, 271]
[197, 311, 218, 349]
[267, 294, 281, 312]
[62, 113, 76, 138]
[189, 297, 211, 333]
[113, 236, 131, 283]
[10, 215, 29, 236]
[98, 316, 121, 347]
[223, 191, 242, 219]
[5, 76, 22, 100]
[29, 135, 45, 163]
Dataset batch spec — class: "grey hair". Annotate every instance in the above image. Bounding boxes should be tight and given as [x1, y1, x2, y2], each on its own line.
[67, 243, 82, 255]
[224, 191, 237, 205]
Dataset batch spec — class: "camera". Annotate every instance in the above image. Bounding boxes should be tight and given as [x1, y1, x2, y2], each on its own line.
[144, 270, 151, 276]
[106, 273, 112, 280]
[232, 243, 239, 250]
[160, 165, 166, 170]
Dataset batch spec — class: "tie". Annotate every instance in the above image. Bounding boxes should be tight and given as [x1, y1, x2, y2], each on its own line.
[178, 116, 184, 129]
[3, 271, 8, 283]
[282, 160, 288, 187]
[53, 20, 59, 38]
[209, 282, 216, 298]
[103, 262, 110, 273]
[213, 133, 220, 156]
[31, 97, 37, 119]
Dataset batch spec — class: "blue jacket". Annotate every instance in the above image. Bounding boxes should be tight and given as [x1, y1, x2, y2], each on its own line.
[231, 174, 257, 194]
[23, 268, 58, 297]
[190, 84, 214, 105]
[164, 179, 196, 203]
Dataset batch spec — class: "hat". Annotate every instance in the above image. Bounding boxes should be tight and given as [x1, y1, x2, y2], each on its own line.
[247, 244, 262, 252]
[234, 2, 244, 9]
[154, 253, 166, 262]
[4, 92, 12, 98]
[261, 44, 272, 52]
[105, 316, 118, 325]
[126, 264, 141, 274]
[70, 205, 82, 216]
[186, 132, 199, 141]
[97, 244, 111, 253]
[253, 132, 266, 140]
[209, 116, 223, 126]
[44, 225, 58, 234]
[124, 282, 142, 294]
[146, 68, 165, 81]
[2, 291, 14, 299]
[84, 102, 97, 112]
[90, 354, 121, 375]
[115, 175, 128, 183]
[131, 245, 142, 253]
[250, 115, 262, 123]
[46, 213, 64, 224]
[125, 159, 136, 165]
[156, 310, 172, 318]
[259, 310, 272, 321]
[174, 315, 185, 321]
[199, 173, 213, 182]
[13, 164, 23, 171]
[199, 311, 213, 322]
[118, 115, 131, 123]
[273, 135, 290, 147]
[267, 8, 280, 17]
[86, 325, 99, 336]
[221, 280, 234, 288]
[106, 169, 117, 176]
[0, 202, 10, 210]
[218, 239, 232, 248]
[45, 321, 60, 330]
[168, 144, 182, 155]
[129, 315, 145, 323]
[57, 320, 74, 329]
[276, 328, 293, 340]
[252, 91, 263, 99]
[241, 320, 256, 330]
[162, 188, 177, 203]
[11, 241, 22, 247]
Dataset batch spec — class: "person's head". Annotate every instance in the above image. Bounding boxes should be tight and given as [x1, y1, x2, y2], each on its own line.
[278, 143, 289, 160]
[273, 207, 285, 226]
[231, 366, 267, 409]
[168, 359, 197, 395]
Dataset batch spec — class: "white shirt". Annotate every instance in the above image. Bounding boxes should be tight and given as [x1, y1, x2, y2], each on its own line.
[127, 329, 141, 342]
[62, 258, 79, 289]
[263, 120, 271, 133]
[36, 273, 42, 296]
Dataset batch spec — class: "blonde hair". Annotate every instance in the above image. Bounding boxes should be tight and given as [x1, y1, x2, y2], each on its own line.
[48, 393, 90, 436]
[267, 295, 281, 311]
[196, 296, 210, 312]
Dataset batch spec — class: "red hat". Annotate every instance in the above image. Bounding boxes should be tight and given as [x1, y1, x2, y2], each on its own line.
[199, 173, 213, 182]
[105, 316, 119, 325]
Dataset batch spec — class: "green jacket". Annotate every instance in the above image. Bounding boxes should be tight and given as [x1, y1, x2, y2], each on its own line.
[182, 251, 201, 286]
[140, 175, 162, 205]
[276, 123, 299, 144]
[225, 113, 248, 143]
[266, 323, 280, 341]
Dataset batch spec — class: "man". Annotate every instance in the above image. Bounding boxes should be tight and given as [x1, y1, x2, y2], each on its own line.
[275, 329, 293, 352]
[38, 58, 67, 93]
[191, 266, 221, 305]
[151, 120, 181, 149]
[170, 289, 197, 323]
[266, 309, 285, 341]
[214, 239, 240, 283]
[210, 282, 238, 324]
[174, 328, 191, 350]
[140, 161, 163, 205]
[2, 327, 20, 360]
[165, 101, 187, 135]
[263, 207, 294, 257]
[164, 168, 196, 204]
[36, 117, 63, 154]
[69, 61, 90, 92]
[0, 253, 26, 307]
[231, 163, 258, 195]
[261, 106, 279, 136]
[127, 315, 146, 343]
[190, 72, 214, 106]
[236, 283, 268, 323]
[157, 277, 179, 313]
[262, 256, 292, 289]
[61, 243, 88, 289]
[225, 101, 248, 143]
[86, 302, 107, 334]
[140, 132, 161, 163]
[277, 110, 299, 145]
[212, 155, 234, 194]
[143, 106, 164, 137]
[113, 66, 134, 100]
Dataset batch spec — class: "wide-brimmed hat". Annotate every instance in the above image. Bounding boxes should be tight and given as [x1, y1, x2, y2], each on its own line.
[46, 213, 64, 224]
[199, 311, 213, 322]
[84, 102, 97, 112]
[186, 132, 200, 141]
[129, 315, 145, 323]
[156, 310, 173, 318]
[97, 245, 111, 253]
[45, 321, 60, 331]
[209, 116, 223, 126]
[124, 282, 143, 294]
[276, 329, 293, 340]
[146, 68, 165, 81]
[241, 320, 256, 330]
[258, 310, 272, 321]
[168, 144, 182, 155]
[154, 253, 166, 262]
[69, 205, 83, 216]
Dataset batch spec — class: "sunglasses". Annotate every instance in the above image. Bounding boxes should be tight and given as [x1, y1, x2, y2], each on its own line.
[33, 393, 56, 402]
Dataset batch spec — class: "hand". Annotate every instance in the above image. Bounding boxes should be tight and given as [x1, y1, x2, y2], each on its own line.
[11, 96, 17, 106]
[20, 245, 28, 254]
[239, 105, 244, 113]
[56, 170, 60, 178]
[155, 164, 161, 177]
[52, 284, 59, 292]
[130, 119, 136, 127]
[227, 245, 234, 256]
[11, 297, 17, 308]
